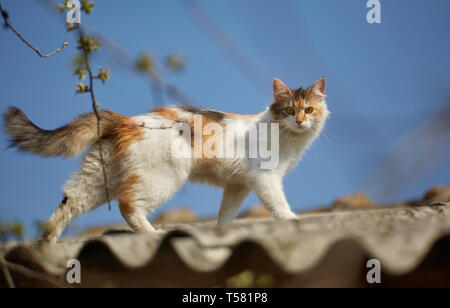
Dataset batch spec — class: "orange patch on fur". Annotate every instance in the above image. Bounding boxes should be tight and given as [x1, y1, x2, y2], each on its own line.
[225, 112, 261, 118]
[295, 96, 324, 118]
[118, 174, 140, 215]
[296, 112, 308, 123]
[188, 115, 224, 164]
[308, 101, 324, 117]
[152, 107, 179, 121]
[114, 115, 144, 159]
[294, 98, 305, 108]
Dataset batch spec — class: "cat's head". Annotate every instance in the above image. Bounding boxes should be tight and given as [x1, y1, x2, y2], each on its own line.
[270, 78, 329, 133]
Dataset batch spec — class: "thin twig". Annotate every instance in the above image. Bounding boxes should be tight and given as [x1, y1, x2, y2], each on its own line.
[40, 0, 201, 108]
[0, 257, 15, 288]
[88, 28, 199, 107]
[1, 257, 67, 288]
[181, 0, 270, 92]
[0, 1, 68, 58]
[149, 75, 165, 107]
[362, 104, 450, 199]
[78, 27, 112, 211]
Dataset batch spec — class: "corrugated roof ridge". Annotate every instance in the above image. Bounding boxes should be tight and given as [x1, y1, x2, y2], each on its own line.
[1, 204, 449, 277]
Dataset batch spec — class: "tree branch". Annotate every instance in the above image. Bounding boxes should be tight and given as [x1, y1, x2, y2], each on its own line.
[77, 27, 112, 211]
[0, 257, 15, 288]
[0, 257, 68, 288]
[181, 0, 270, 92]
[0, 1, 68, 58]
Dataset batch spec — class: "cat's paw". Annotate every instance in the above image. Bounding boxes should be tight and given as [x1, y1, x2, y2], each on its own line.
[287, 215, 300, 221]
[276, 211, 299, 221]
[153, 229, 167, 235]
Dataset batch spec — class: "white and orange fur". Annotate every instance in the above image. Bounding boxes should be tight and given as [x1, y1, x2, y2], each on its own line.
[3, 78, 329, 243]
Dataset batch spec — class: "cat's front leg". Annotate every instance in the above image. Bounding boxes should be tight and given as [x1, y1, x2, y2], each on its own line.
[252, 173, 298, 221]
[218, 184, 251, 227]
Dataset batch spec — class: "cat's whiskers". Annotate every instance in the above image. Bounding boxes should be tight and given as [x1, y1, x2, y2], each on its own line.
[311, 123, 332, 145]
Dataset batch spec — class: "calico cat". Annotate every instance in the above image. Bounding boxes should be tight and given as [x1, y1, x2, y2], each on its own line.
[3, 77, 329, 243]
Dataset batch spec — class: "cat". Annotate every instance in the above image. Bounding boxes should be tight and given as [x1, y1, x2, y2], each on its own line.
[3, 77, 329, 243]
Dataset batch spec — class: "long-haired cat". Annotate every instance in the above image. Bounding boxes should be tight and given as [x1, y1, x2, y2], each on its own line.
[3, 77, 329, 243]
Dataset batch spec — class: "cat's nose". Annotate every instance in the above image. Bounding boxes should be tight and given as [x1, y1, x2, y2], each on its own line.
[296, 120, 303, 127]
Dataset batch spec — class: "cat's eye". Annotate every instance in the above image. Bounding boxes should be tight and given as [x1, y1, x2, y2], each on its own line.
[285, 107, 295, 115]
[305, 107, 314, 114]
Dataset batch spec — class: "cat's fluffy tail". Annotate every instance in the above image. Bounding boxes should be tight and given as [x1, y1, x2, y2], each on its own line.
[3, 107, 120, 157]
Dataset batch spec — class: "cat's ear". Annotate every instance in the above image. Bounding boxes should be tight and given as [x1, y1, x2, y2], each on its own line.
[273, 78, 292, 102]
[309, 77, 326, 101]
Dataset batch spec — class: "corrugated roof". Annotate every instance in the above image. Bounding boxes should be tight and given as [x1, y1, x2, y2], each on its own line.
[1, 201, 450, 288]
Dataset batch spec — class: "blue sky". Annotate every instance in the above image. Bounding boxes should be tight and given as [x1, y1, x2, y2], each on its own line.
[0, 0, 449, 238]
